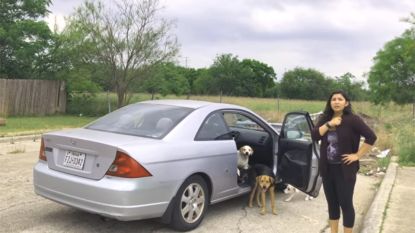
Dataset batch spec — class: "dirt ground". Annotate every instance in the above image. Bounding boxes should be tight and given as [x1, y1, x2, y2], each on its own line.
[0, 140, 381, 233]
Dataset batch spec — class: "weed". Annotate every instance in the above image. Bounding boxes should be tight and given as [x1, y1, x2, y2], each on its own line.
[8, 148, 26, 154]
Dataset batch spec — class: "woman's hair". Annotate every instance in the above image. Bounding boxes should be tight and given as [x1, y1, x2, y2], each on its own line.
[319, 90, 353, 123]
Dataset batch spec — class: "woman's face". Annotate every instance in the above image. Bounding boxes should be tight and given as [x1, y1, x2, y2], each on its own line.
[330, 93, 349, 113]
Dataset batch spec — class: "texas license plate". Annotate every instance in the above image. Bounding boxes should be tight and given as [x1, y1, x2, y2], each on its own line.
[63, 151, 86, 170]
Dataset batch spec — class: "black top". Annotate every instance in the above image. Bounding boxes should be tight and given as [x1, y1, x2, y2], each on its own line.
[311, 114, 377, 180]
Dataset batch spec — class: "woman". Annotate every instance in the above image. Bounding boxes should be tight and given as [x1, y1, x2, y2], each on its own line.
[311, 90, 377, 233]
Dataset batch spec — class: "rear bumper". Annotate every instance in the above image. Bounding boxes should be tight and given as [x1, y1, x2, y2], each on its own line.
[33, 162, 173, 221]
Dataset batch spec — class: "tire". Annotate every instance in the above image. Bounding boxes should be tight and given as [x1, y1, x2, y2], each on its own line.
[170, 175, 208, 231]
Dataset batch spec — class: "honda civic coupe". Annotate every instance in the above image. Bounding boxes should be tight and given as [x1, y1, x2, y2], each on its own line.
[33, 99, 321, 231]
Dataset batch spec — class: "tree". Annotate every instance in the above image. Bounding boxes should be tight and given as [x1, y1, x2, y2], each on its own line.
[240, 59, 276, 97]
[209, 54, 244, 97]
[334, 73, 367, 101]
[193, 68, 216, 95]
[280, 67, 330, 100]
[66, 0, 179, 107]
[0, 0, 54, 79]
[368, 28, 415, 106]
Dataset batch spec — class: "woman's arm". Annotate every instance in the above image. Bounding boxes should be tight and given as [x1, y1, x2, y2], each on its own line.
[342, 143, 373, 165]
[342, 115, 377, 165]
[311, 116, 342, 140]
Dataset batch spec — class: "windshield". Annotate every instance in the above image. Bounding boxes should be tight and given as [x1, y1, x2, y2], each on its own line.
[86, 103, 193, 138]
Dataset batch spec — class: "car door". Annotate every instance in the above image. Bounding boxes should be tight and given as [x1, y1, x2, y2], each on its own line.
[277, 112, 321, 197]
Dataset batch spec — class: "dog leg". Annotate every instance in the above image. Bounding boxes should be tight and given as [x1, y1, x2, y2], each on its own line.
[256, 188, 262, 207]
[248, 181, 258, 208]
[284, 193, 295, 202]
[305, 195, 314, 201]
[260, 191, 266, 215]
[270, 186, 277, 215]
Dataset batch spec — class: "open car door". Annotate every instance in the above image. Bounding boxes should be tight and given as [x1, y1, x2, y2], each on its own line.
[278, 112, 322, 197]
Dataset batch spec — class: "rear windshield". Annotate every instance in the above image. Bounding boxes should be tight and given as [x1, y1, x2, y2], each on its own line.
[86, 103, 193, 138]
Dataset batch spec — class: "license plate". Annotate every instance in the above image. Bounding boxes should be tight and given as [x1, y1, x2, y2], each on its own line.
[63, 151, 86, 170]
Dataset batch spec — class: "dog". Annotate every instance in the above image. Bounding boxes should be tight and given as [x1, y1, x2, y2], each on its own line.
[237, 145, 253, 183]
[283, 184, 314, 202]
[248, 164, 277, 215]
[237, 145, 253, 170]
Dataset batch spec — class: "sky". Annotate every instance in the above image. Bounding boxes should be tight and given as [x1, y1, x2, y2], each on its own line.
[45, 0, 415, 80]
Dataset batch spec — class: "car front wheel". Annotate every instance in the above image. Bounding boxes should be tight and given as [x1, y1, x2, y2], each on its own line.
[171, 175, 208, 231]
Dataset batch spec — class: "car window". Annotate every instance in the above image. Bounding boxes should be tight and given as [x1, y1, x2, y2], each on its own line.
[223, 112, 265, 132]
[196, 112, 230, 140]
[283, 114, 312, 142]
[86, 103, 193, 138]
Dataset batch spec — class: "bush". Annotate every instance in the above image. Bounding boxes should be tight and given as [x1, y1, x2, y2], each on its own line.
[67, 93, 117, 116]
[66, 92, 151, 116]
[398, 126, 415, 165]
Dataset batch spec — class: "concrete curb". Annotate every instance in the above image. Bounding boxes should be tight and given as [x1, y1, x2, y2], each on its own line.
[0, 134, 41, 144]
[360, 156, 398, 233]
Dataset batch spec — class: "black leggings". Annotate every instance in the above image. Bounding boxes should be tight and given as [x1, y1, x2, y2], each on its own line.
[322, 164, 356, 228]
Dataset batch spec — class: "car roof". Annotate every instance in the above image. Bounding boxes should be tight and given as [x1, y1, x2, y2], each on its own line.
[140, 99, 245, 110]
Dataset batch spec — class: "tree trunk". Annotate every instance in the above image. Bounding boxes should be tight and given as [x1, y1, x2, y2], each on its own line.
[220, 90, 223, 103]
[116, 86, 126, 108]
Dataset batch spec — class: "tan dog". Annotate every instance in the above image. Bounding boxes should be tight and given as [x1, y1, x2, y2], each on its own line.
[248, 164, 277, 215]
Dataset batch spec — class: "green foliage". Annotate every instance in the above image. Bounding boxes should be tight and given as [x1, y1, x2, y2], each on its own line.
[333, 73, 368, 101]
[210, 54, 244, 95]
[240, 59, 276, 97]
[201, 54, 276, 97]
[280, 67, 331, 100]
[397, 125, 415, 165]
[65, 0, 179, 108]
[368, 26, 415, 105]
[0, 0, 55, 79]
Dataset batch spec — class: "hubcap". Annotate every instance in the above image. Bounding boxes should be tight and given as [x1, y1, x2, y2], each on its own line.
[180, 182, 205, 224]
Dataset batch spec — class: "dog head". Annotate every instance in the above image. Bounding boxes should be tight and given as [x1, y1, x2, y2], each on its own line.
[283, 184, 296, 194]
[239, 145, 253, 158]
[257, 175, 274, 193]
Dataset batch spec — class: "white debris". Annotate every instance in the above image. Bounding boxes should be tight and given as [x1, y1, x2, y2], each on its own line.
[376, 149, 390, 158]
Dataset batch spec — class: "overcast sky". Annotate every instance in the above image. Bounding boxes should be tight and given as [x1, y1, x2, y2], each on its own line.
[45, 0, 415, 80]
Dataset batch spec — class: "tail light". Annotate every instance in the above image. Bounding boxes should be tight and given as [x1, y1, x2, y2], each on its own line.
[105, 151, 152, 178]
[39, 138, 47, 161]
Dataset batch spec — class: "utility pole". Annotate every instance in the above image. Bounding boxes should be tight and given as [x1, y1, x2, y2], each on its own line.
[184, 57, 190, 100]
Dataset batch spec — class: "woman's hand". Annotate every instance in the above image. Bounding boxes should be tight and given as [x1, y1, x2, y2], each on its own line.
[329, 116, 342, 127]
[342, 154, 359, 165]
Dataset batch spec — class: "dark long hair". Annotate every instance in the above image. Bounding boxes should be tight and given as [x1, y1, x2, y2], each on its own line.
[319, 90, 353, 123]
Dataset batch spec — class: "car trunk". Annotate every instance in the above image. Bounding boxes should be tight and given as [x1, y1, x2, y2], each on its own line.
[42, 128, 157, 180]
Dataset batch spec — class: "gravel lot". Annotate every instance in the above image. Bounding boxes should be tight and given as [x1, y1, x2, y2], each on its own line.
[0, 140, 380, 233]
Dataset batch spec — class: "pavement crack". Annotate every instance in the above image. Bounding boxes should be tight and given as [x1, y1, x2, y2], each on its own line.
[0, 200, 41, 212]
[319, 222, 329, 233]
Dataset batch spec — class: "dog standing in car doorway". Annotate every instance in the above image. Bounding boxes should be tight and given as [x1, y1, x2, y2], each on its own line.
[237, 145, 253, 183]
[248, 164, 277, 215]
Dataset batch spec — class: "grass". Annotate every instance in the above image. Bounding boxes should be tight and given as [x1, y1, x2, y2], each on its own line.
[2, 93, 415, 165]
[0, 115, 97, 137]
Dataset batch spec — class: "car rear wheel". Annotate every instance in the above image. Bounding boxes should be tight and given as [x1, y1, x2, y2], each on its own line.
[170, 175, 208, 231]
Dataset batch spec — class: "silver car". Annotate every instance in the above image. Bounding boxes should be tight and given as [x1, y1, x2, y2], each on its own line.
[33, 99, 321, 231]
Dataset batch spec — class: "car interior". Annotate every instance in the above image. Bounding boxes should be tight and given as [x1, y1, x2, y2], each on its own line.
[222, 112, 275, 186]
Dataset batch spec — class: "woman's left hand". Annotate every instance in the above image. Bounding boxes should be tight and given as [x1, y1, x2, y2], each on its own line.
[342, 154, 359, 165]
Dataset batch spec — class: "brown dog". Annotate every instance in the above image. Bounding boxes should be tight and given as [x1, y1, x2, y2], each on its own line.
[248, 164, 277, 215]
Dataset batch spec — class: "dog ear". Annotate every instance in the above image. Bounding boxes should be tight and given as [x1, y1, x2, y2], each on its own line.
[270, 177, 275, 184]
